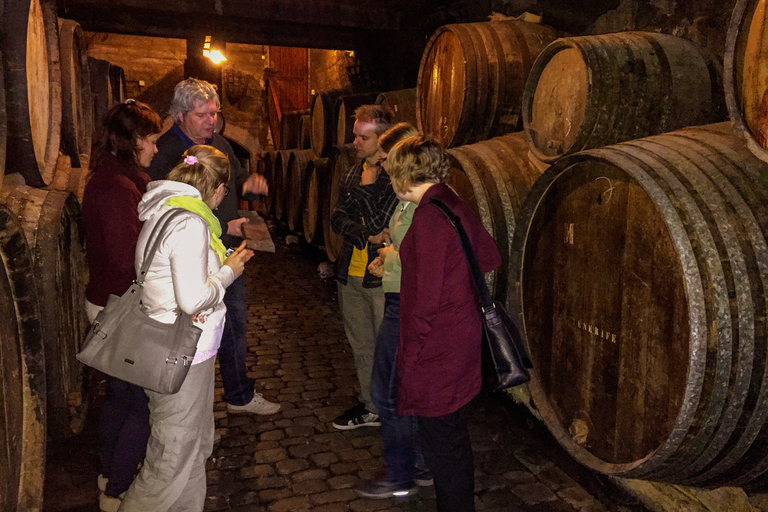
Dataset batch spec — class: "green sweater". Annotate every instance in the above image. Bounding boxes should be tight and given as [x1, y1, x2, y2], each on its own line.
[382, 200, 415, 294]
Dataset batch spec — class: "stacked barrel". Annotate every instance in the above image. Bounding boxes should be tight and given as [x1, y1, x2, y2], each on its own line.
[0, 6, 129, 508]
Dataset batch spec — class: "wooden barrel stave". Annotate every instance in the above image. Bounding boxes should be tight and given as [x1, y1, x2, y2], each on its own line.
[261, 151, 277, 215]
[285, 149, 314, 231]
[509, 122, 768, 487]
[310, 90, 345, 157]
[0, 186, 89, 439]
[0, 44, 6, 178]
[375, 88, 417, 126]
[58, 18, 92, 169]
[323, 144, 356, 261]
[0, 205, 45, 511]
[298, 114, 311, 150]
[273, 150, 292, 221]
[303, 158, 328, 244]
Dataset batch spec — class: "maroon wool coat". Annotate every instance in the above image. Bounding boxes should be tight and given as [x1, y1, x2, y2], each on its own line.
[82, 153, 150, 307]
[397, 183, 501, 417]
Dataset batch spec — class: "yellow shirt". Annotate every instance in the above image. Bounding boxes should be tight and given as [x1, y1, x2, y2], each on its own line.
[348, 164, 370, 277]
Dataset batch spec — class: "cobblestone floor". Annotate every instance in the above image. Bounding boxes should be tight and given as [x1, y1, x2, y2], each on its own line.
[44, 226, 646, 512]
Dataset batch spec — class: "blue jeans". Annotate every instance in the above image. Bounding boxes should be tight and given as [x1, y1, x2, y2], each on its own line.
[219, 276, 254, 406]
[370, 293, 425, 484]
[99, 378, 151, 497]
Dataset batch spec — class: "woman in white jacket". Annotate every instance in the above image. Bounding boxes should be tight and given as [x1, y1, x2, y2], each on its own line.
[118, 145, 253, 512]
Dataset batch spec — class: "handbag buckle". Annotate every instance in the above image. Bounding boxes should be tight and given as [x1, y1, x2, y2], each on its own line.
[183, 356, 192, 367]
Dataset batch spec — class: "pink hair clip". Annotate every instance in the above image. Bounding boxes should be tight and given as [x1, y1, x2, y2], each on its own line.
[184, 155, 198, 165]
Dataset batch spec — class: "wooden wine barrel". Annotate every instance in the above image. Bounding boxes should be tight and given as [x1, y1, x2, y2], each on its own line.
[509, 122, 768, 488]
[285, 149, 315, 232]
[280, 109, 309, 150]
[0, 45, 7, 178]
[261, 151, 277, 215]
[311, 90, 346, 157]
[0, 205, 46, 511]
[298, 114, 311, 150]
[376, 88, 417, 126]
[58, 18, 92, 170]
[2, 0, 62, 187]
[446, 132, 544, 300]
[323, 144, 357, 261]
[417, 20, 558, 148]
[303, 157, 329, 244]
[724, 0, 768, 164]
[334, 92, 379, 146]
[523, 32, 727, 163]
[49, 153, 89, 203]
[89, 57, 113, 132]
[272, 150, 292, 221]
[0, 185, 90, 440]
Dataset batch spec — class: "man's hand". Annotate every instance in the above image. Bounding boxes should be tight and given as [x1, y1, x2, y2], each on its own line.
[368, 228, 390, 245]
[227, 217, 249, 237]
[367, 257, 384, 277]
[243, 174, 268, 196]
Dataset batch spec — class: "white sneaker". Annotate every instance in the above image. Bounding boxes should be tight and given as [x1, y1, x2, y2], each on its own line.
[99, 492, 121, 512]
[97, 474, 108, 492]
[227, 393, 281, 415]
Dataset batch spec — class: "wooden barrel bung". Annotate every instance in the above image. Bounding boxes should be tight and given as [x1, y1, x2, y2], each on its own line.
[725, 0, 768, 164]
[509, 122, 768, 488]
[417, 20, 558, 148]
[310, 90, 346, 157]
[376, 88, 417, 127]
[523, 32, 726, 163]
[2, 0, 62, 186]
[446, 132, 544, 300]
[323, 144, 358, 262]
[334, 92, 379, 146]
[0, 185, 90, 439]
[285, 149, 315, 232]
[58, 18, 92, 170]
[302, 157, 329, 244]
[0, 205, 46, 511]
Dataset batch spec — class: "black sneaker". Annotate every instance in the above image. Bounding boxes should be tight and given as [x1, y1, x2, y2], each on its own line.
[354, 476, 417, 499]
[332, 403, 381, 430]
[413, 468, 434, 486]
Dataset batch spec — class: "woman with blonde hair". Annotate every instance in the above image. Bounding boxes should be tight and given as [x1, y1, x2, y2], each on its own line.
[118, 145, 252, 512]
[387, 135, 500, 512]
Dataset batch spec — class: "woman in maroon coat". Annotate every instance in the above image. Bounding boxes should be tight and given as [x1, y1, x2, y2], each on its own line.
[387, 135, 501, 512]
[81, 100, 162, 512]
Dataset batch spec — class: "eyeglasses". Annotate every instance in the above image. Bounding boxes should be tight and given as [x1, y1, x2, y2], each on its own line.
[220, 183, 231, 195]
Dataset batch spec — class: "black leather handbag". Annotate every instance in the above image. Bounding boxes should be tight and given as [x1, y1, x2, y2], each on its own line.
[77, 208, 203, 394]
[431, 199, 532, 390]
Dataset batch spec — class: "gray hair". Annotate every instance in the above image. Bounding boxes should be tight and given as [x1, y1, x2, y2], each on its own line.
[169, 78, 220, 123]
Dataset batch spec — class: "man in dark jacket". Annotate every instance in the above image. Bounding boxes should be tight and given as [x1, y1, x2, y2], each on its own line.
[330, 105, 397, 429]
[147, 78, 280, 416]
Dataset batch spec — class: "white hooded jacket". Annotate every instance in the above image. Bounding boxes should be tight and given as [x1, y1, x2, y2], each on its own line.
[135, 180, 235, 365]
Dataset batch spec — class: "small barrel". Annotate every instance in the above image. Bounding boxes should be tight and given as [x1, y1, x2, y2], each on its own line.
[285, 149, 315, 232]
[376, 88, 417, 126]
[303, 157, 329, 244]
[334, 92, 379, 146]
[311, 90, 346, 157]
[0, 205, 46, 511]
[446, 132, 544, 300]
[298, 114, 311, 150]
[2, 0, 62, 186]
[724, 0, 768, 164]
[0, 185, 90, 440]
[58, 18, 92, 170]
[523, 32, 726, 163]
[272, 150, 292, 221]
[323, 144, 357, 262]
[509, 122, 768, 488]
[280, 109, 309, 150]
[417, 20, 558, 148]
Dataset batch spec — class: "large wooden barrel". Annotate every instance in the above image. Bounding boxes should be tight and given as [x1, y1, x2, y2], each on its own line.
[509, 122, 768, 488]
[57, 18, 92, 170]
[298, 114, 311, 150]
[0, 186, 89, 439]
[323, 144, 357, 261]
[285, 149, 315, 232]
[303, 157, 329, 244]
[334, 92, 379, 146]
[1, 0, 62, 187]
[524, 32, 726, 163]
[724, 0, 768, 164]
[280, 109, 309, 150]
[272, 150, 292, 221]
[446, 132, 544, 300]
[88, 57, 113, 132]
[0, 205, 46, 511]
[417, 20, 558, 148]
[376, 88, 417, 126]
[311, 90, 346, 157]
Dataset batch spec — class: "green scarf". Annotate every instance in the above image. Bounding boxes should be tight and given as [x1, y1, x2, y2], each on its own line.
[165, 196, 226, 263]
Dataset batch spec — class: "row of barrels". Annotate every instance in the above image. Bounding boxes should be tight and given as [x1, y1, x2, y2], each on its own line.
[1, 3, 128, 509]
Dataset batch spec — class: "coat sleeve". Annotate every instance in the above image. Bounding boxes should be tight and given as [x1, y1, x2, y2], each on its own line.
[99, 183, 143, 277]
[166, 216, 233, 315]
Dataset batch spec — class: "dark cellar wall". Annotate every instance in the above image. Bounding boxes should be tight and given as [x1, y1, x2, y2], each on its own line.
[372, 0, 739, 92]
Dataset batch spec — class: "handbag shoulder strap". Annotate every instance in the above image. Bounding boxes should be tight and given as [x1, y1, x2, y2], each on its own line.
[430, 199, 494, 310]
[136, 208, 187, 285]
